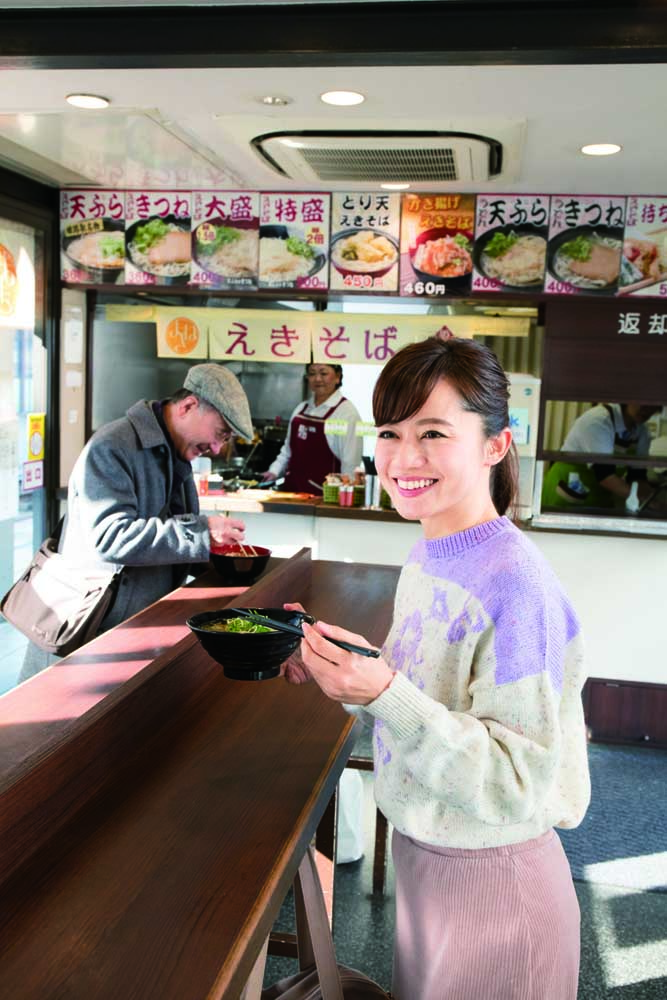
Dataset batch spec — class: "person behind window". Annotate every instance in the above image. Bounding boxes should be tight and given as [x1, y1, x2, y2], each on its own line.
[542, 402, 661, 509]
[260, 363, 362, 493]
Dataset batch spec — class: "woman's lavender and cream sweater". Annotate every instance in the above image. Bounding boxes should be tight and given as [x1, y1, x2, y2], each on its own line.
[353, 516, 591, 849]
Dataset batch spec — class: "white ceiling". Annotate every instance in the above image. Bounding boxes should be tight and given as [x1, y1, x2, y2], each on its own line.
[0, 59, 665, 193]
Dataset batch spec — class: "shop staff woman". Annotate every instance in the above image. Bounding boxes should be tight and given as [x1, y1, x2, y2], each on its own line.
[262, 364, 362, 493]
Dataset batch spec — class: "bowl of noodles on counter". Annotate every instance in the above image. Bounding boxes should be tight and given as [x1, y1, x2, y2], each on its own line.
[473, 225, 548, 288]
[186, 606, 308, 680]
[410, 227, 474, 288]
[193, 220, 259, 282]
[62, 220, 126, 283]
[126, 214, 191, 284]
[209, 542, 271, 585]
[258, 224, 326, 286]
[547, 225, 624, 293]
[330, 228, 399, 279]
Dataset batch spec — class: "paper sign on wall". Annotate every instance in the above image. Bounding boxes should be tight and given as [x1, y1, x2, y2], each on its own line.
[209, 309, 311, 363]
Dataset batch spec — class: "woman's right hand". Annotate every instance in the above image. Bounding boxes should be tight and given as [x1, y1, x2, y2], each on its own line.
[260, 470, 275, 481]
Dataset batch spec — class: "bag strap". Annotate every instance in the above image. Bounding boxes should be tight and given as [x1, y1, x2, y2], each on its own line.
[293, 848, 344, 1000]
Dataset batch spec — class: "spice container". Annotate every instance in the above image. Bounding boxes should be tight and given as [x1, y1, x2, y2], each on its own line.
[338, 485, 354, 507]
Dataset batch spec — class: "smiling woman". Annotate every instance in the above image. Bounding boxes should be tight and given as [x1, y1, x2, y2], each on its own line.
[373, 337, 518, 534]
[284, 336, 590, 1000]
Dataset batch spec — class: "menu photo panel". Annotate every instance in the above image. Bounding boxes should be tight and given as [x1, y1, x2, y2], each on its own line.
[329, 192, 401, 293]
[618, 196, 667, 298]
[125, 190, 191, 286]
[544, 195, 626, 296]
[472, 194, 549, 294]
[258, 193, 330, 291]
[190, 191, 259, 290]
[60, 190, 126, 285]
[399, 193, 476, 298]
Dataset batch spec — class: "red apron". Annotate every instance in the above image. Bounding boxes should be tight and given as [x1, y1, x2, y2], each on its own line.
[283, 398, 345, 493]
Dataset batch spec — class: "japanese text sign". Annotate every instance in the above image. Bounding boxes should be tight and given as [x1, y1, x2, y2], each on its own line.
[125, 190, 191, 286]
[190, 191, 259, 290]
[400, 193, 476, 297]
[618, 196, 667, 299]
[259, 193, 330, 290]
[155, 309, 209, 358]
[60, 189, 125, 285]
[544, 195, 626, 296]
[472, 194, 550, 294]
[329, 192, 401, 293]
[208, 309, 311, 363]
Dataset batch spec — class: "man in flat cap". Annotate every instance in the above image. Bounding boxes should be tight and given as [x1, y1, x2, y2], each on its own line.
[19, 363, 252, 680]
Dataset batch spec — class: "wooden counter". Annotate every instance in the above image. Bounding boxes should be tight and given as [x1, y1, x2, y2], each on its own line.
[0, 550, 399, 999]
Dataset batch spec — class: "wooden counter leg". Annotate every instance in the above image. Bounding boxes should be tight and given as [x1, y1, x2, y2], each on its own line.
[314, 791, 336, 926]
[240, 935, 269, 1000]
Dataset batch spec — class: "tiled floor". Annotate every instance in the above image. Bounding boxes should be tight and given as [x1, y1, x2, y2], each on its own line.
[264, 749, 667, 999]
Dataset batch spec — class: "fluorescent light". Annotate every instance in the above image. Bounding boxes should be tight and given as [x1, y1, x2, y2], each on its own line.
[580, 143, 622, 156]
[66, 93, 110, 110]
[381, 182, 410, 191]
[320, 90, 365, 107]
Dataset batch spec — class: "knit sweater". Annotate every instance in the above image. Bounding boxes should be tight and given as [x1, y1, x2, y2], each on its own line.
[355, 516, 591, 849]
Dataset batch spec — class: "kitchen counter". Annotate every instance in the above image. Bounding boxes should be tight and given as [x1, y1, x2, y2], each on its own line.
[200, 489, 403, 522]
[0, 549, 399, 1000]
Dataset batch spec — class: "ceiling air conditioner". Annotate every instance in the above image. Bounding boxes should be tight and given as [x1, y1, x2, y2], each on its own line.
[252, 130, 504, 184]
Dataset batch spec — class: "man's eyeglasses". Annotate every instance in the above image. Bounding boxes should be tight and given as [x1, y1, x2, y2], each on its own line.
[213, 422, 234, 444]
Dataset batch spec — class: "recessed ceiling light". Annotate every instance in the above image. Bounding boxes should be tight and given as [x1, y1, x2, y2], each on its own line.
[320, 90, 365, 107]
[580, 143, 622, 156]
[66, 93, 110, 110]
[381, 182, 410, 191]
[260, 95, 292, 107]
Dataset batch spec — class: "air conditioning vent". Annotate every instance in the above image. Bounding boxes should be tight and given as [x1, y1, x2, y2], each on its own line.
[253, 131, 503, 183]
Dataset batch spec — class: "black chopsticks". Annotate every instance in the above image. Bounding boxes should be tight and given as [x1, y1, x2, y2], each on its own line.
[228, 608, 381, 658]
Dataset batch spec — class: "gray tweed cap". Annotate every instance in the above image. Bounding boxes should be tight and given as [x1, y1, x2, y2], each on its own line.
[183, 363, 253, 440]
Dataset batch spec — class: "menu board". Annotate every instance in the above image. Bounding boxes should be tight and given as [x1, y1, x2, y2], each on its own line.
[472, 195, 549, 294]
[60, 190, 125, 285]
[258, 193, 330, 290]
[329, 192, 400, 292]
[190, 191, 259, 290]
[544, 195, 626, 296]
[125, 190, 191, 286]
[400, 193, 475, 297]
[58, 186, 667, 302]
[618, 196, 667, 297]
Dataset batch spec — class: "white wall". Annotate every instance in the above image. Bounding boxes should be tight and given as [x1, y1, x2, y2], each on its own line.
[203, 495, 666, 686]
[528, 531, 667, 685]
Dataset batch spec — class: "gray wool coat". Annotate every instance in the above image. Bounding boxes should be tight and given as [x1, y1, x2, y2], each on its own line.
[60, 399, 211, 631]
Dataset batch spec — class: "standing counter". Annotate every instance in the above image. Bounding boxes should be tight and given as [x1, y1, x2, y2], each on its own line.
[0, 548, 399, 999]
[199, 492, 667, 740]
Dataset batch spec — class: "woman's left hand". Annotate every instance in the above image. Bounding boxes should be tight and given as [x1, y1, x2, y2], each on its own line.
[299, 620, 394, 706]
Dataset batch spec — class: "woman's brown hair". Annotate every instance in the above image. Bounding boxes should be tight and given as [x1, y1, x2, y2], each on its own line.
[372, 336, 519, 517]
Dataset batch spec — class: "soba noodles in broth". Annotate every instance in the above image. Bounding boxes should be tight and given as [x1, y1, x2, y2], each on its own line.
[197, 227, 258, 278]
[66, 231, 125, 270]
[481, 232, 546, 286]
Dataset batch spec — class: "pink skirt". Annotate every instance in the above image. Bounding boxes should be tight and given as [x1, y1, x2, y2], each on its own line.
[392, 828, 580, 1000]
